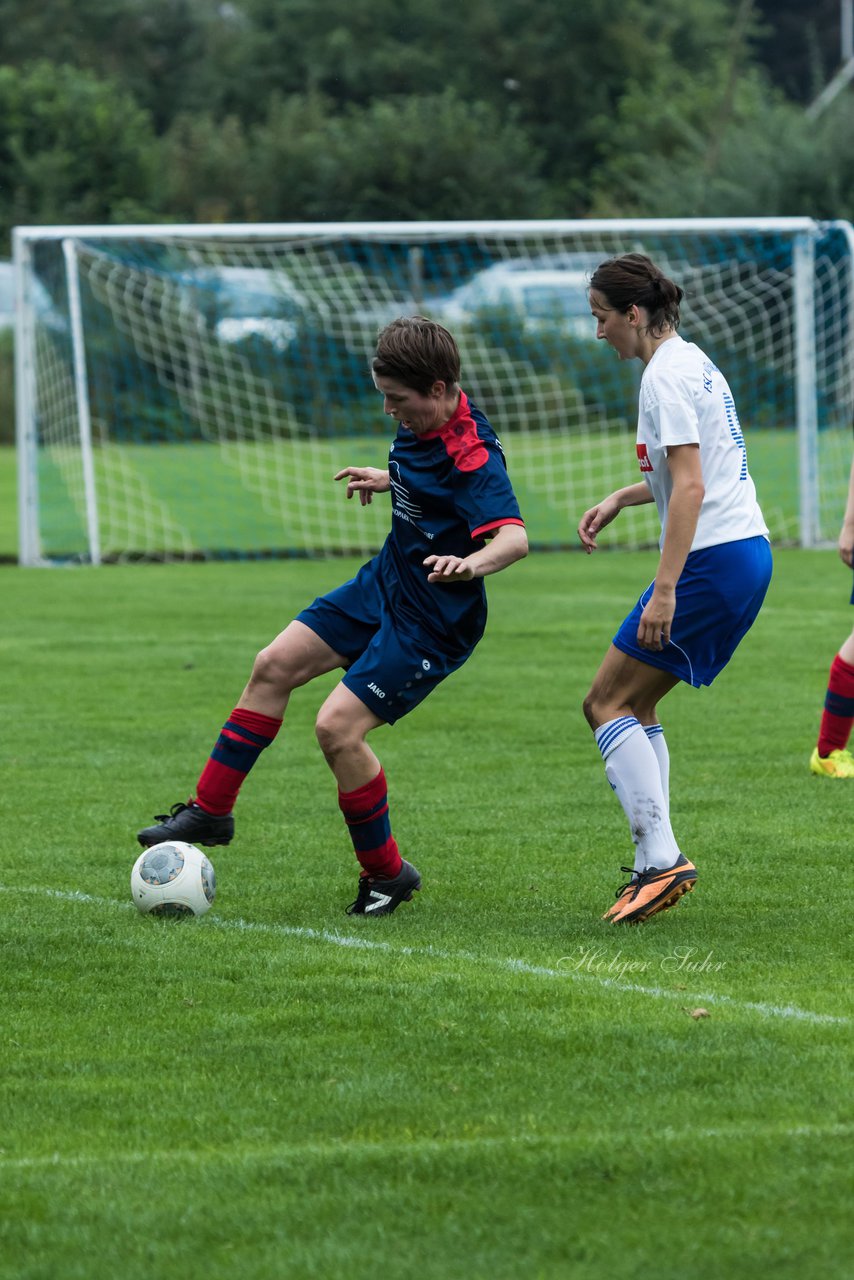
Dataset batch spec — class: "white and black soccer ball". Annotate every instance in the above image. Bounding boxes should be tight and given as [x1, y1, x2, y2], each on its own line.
[131, 841, 216, 917]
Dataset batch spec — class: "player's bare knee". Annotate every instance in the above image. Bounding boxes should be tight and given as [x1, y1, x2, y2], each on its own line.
[248, 644, 300, 695]
[314, 706, 358, 763]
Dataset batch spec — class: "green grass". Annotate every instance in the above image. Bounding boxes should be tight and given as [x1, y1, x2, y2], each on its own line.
[1, 549, 851, 1280]
[0, 446, 15, 556]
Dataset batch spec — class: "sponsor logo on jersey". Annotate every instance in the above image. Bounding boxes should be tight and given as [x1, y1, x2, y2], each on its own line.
[637, 443, 654, 473]
[389, 460, 424, 523]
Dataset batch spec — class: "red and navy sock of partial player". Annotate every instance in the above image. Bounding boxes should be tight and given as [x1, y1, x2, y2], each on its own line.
[194, 707, 282, 815]
[338, 767, 403, 880]
[817, 653, 854, 756]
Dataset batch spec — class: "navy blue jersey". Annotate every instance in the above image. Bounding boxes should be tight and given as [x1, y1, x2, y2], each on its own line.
[372, 391, 524, 653]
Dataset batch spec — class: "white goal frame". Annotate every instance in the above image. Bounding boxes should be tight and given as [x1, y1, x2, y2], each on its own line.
[13, 216, 854, 565]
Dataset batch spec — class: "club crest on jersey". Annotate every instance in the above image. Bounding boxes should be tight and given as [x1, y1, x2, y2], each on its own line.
[636, 443, 654, 473]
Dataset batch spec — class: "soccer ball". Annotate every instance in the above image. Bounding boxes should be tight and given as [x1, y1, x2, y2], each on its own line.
[131, 841, 216, 917]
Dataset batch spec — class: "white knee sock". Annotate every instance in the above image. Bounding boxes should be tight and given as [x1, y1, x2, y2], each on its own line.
[644, 723, 670, 812]
[594, 716, 682, 873]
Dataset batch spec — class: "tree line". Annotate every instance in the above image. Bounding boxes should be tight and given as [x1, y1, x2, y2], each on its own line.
[0, 0, 852, 253]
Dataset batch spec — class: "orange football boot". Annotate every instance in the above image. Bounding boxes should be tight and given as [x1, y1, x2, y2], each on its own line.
[610, 854, 697, 925]
[602, 866, 638, 920]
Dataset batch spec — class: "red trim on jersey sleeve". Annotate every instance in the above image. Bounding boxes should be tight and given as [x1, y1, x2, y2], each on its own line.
[471, 517, 526, 540]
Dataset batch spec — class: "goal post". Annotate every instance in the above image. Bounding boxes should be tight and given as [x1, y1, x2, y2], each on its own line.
[13, 217, 854, 565]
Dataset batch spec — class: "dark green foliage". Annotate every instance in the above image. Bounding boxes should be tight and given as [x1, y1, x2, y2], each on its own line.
[1, 0, 853, 250]
[155, 89, 548, 225]
[753, 0, 843, 103]
[0, 61, 158, 239]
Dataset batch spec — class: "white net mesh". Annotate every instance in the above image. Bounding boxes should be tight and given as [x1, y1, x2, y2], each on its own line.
[17, 219, 854, 562]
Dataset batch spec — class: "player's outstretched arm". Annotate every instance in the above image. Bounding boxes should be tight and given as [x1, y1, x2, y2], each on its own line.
[577, 482, 653, 553]
[334, 467, 391, 506]
[424, 522, 528, 584]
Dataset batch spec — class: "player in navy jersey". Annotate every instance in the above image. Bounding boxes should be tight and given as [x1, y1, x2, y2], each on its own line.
[809, 448, 854, 778]
[137, 317, 527, 915]
[579, 253, 772, 924]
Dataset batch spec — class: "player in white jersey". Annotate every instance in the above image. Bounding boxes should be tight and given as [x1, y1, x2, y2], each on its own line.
[578, 253, 773, 924]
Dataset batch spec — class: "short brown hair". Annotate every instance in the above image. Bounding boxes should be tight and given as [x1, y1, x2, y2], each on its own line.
[372, 316, 461, 394]
[590, 253, 683, 337]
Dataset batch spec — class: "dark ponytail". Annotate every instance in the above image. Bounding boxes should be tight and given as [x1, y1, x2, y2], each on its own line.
[590, 253, 683, 336]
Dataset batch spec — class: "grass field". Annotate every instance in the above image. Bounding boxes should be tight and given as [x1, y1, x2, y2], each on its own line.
[0, 547, 851, 1279]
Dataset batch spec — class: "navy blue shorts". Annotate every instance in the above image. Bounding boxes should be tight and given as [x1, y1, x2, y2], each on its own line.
[296, 561, 472, 724]
[612, 535, 773, 688]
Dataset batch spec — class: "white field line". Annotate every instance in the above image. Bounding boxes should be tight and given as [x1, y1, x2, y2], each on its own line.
[1, 883, 849, 1027]
[2, 1123, 852, 1173]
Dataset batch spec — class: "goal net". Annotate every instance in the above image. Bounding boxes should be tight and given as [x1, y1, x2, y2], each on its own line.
[14, 218, 854, 565]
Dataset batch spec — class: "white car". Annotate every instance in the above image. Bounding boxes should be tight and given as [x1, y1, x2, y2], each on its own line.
[432, 260, 597, 340]
[185, 265, 319, 352]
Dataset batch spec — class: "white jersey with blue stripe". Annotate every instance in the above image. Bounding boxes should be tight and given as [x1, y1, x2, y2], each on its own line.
[636, 335, 768, 551]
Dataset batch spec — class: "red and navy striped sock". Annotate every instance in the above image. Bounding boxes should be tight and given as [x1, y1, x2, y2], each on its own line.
[818, 653, 854, 756]
[194, 707, 282, 816]
[338, 767, 403, 879]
